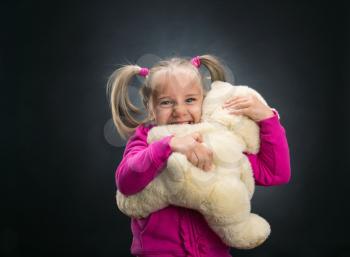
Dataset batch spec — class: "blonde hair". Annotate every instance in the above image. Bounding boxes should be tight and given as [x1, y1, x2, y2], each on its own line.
[106, 54, 227, 139]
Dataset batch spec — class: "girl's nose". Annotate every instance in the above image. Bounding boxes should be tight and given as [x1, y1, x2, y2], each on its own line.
[172, 104, 188, 118]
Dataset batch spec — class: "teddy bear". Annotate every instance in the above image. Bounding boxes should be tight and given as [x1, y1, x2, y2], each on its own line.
[116, 81, 271, 249]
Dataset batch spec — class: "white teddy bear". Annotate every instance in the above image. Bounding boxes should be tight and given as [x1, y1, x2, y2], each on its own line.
[116, 81, 271, 249]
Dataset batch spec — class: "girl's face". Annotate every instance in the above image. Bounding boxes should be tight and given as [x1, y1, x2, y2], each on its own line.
[150, 68, 204, 125]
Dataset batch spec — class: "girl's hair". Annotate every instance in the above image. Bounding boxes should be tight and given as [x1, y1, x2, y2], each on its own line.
[106, 54, 226, 139]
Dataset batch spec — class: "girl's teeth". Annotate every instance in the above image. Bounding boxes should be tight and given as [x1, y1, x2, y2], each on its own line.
[172, 121, 192, 124]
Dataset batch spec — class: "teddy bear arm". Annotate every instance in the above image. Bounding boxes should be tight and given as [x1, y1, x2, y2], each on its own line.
[116, 175, 169, 218]
[228, 116, 260, 154]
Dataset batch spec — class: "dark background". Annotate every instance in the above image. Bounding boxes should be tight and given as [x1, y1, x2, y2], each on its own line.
[3, 0, 349, 256]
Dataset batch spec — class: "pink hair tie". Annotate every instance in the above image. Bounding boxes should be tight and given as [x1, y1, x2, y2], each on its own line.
[191, 56, 201, 68]
[139, 67, 149, 77]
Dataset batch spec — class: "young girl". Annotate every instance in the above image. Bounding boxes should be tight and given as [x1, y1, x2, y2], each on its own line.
[107, 54, 291, 257]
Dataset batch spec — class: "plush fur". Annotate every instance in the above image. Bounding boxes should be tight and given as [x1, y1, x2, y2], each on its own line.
[116, 81, 271, 249]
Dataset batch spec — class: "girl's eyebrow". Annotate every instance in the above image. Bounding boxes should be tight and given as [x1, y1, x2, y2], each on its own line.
[157, 96, 171, 100]
[186, 93, 201, 97]
[157, 93, 201, 100]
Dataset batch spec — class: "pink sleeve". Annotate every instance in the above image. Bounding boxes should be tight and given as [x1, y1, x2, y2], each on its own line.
[115, 124, 173, 196]
[244, 110, 291, 186]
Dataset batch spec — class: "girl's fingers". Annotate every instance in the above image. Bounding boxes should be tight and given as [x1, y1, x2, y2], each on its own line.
[194, 149, 204, 170]
[188, 137, 214, 171]
[201, 159, 208, 171]
[205, 149, 213, 171]
[224, 96, 248, 105]
[199, 161, 205, 171]
[203, 158, 212, 171]
[229, 107, 250, 115]
[189, 151, 199, 167]
[198, 147, 213, 171]
[227, 101, 250, 110]
[191, 132, 203, 143]
[224, 96, 241, 104]
[223, 98, 248, 108]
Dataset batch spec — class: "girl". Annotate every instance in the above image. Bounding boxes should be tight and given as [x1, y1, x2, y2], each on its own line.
[107, 54, 291, 257]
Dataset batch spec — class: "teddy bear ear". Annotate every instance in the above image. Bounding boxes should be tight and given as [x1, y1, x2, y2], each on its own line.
[210, 80, 228, 89]
[246, 87, 269, 107]
[210, 81, 220, 88]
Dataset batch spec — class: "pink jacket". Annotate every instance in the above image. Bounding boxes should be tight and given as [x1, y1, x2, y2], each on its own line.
[115, 110, 291, 257]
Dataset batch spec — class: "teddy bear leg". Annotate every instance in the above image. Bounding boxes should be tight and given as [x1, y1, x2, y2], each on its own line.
[221, 213, 271, 249]
[201, 179, 270, 249]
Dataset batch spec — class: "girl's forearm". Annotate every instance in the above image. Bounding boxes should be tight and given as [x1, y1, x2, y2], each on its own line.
[116, 132, 173, 196]
[244, 111, 291, 186]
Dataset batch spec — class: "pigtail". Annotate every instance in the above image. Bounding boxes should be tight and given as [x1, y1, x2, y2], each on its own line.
[198, 54, 226, 82]
[106, 65, 145, 139]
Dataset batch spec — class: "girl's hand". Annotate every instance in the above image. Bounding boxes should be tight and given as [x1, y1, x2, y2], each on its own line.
[169, 132, 213, 171]
[222, 95, 274, 122]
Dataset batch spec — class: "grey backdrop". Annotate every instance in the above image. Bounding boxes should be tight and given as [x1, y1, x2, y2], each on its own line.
[3, 0, 349, 257]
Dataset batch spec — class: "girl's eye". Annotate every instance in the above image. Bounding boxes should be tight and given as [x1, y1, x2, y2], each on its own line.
[160, 100, 172, 106]
[186, 98, 196, 103]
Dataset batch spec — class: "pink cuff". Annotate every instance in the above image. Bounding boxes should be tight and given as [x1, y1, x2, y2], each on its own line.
[270, 108, 280, 120]
[257, 108, 280, 126]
